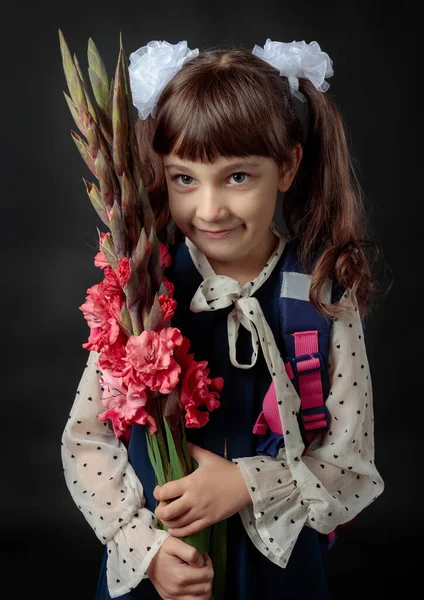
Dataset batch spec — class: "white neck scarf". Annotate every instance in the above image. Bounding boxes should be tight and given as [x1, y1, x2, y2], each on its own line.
[186, 224, 286, 369]
[185, 224, 305, 461]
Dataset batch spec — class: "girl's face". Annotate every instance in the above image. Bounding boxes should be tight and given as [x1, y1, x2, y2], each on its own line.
[163, 150, 301, 274]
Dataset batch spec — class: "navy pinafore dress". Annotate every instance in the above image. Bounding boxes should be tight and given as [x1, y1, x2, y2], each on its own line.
[95, 241, 328, 599]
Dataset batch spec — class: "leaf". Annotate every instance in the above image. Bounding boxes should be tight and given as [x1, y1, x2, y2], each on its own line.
[132, 227, 152, 273]
[119, 170, 137, 253]
[94, 150, 114, 209]
[83, 180, 109, 227]
[118, 304, 133, 337]
[106, 77, 114, 116]
[112, 47, 129, 177]
[74, 53, 98, 125]
[143, 293, 164, 331]
[98, 227, 118, 267]
[137, 179, 154, 234]
[145, 430, 166, 487]
[163, 417, 185, 481]
[182, 527, 211, 558]
[210, 520, 227, 600]
[87, 67, 114, 145]
[118, 34, 142, 187]
[71, 131, 96, 176]
[58, 29, 88, 119]
[108, 199, 129, 259]
[63, 91, 86, 137]
[181, 423, 193, 478]
[87, 38, 109, 110]
[149, 227, 163, 291]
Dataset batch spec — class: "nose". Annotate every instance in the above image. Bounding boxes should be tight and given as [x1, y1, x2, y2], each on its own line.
[195, 189, 230, 223]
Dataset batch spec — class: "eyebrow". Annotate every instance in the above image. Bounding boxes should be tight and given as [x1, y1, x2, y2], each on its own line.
[164, 160, 263, 171]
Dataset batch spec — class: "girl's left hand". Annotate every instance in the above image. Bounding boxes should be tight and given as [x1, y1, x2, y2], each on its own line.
[153, 442, 252, 537]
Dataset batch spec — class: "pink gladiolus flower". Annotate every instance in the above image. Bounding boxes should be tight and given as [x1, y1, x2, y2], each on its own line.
[175, 336, 191, 364]
[163, 276, 175, 297]
[185, 404, 210, 428]
[94, 232, 113, 270]
[126, 380, 149, 410]
[97, 358, 152, 435]
[98, 408, 129, 438]
[103, 267, 125, 298]
[159, 294, 177, 322]
[179, 356, 223, 428]
[98, 344, 127, 377]
[123, 328, 183, 394]
[99, 371, 128, 409]
[98, 405, 157, 437]
[159, 243, 172, 268]
[80, 283, 125, 353]
[132, 409, 158, 435]
[116, 257, 131, 288]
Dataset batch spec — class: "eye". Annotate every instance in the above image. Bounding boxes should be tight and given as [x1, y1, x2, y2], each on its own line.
[229, 172, 250, 184]
[172, 172, 250, 186]
[173, 174, 195, 186]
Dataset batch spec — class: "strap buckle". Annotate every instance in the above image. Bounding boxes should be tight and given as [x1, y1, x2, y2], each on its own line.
[299, 405, 330, 436]
[290, 352, 324, 377]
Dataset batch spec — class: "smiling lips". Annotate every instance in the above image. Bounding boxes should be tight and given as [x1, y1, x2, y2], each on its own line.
[198, 227, 237, 239]
[199, 229, 234, 239]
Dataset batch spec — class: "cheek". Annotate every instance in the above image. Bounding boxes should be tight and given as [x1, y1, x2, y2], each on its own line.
[241, 194, 277, 223]
[168, 196, 190, 227]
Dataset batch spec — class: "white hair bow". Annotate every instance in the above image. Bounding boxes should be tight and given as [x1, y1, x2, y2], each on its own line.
[128, 40, 199, 120]
[251, 39, 334, 102]
[128, 38, 333, 119]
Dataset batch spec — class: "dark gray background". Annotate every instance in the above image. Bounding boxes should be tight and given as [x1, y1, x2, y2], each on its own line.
[3, 0, 421, 598]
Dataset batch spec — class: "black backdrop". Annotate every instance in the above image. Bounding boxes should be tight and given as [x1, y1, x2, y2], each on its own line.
[3, 1, 421, 598]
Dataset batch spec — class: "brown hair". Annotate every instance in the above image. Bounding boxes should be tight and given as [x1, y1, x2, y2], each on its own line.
[135, 47, 383, 319]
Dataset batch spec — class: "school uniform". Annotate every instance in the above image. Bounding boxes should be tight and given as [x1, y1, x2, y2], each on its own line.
[62, 227, 383, 599]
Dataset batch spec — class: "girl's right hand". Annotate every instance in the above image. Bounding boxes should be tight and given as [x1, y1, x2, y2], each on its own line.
[146, 536, 214, 600]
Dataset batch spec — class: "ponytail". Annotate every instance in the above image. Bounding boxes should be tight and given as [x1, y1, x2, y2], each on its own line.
[283, 79, 382, 319]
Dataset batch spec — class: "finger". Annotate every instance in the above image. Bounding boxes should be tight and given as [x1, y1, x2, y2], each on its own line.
[155, 496, 192, 522]
[178, 593, 211, 600]
[203, 553, 213, 568]
[168, 518, 208, 538]
[165, 538, 205, 567]
[168, 563, 213, 594]
[187, 442, 213, 463]
[162, 508, 195, 530]
[176, 581, 213, 597]
[154, 478, 185, 502]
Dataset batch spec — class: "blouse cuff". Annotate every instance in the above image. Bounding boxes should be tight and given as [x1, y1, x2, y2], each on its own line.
[232, 455, 335, 568]
[233, 455, 306, 567]
[106, 512, 170, 598]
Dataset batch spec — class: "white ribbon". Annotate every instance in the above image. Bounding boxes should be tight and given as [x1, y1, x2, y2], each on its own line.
[188, 226, 285, 367]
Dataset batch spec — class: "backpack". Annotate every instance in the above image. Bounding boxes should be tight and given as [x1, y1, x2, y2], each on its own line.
[252, 237, 350, 550]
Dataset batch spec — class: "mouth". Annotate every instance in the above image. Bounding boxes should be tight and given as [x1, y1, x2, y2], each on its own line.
[197, 227, 237, 239]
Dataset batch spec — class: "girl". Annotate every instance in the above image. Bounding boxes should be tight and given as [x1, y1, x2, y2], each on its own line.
[61, 39, 385, 600]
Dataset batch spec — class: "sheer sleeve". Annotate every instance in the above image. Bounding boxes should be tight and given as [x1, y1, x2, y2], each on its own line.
[61, 350, 170, 598]
[232, 291, 384, 568]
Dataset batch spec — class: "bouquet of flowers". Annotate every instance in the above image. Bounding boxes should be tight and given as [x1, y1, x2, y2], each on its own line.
[59, 30, 226, 598]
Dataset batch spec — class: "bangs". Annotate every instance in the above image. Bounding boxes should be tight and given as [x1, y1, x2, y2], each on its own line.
[152, 58, 290, 163]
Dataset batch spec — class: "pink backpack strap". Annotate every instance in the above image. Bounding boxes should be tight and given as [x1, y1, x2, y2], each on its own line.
[253, 382, 283, 435]
[285, 330, 329, 446]
[252, 411, 269, 435]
